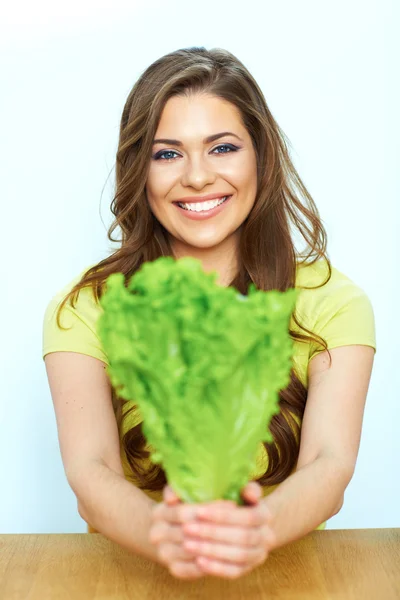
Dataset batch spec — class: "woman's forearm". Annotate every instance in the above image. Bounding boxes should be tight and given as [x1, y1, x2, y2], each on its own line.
[262, 456, 352, 550]
[69, 461, 159, 563]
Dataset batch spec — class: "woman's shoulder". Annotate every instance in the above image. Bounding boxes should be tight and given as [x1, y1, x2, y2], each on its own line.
[294, 257, 374, 328]
[293, 257, 376, 356]
[42, 263, 108, 364]
[44, 264, 100, 319]
[294, 257, 371, 305]
[295, 257, 353, 290]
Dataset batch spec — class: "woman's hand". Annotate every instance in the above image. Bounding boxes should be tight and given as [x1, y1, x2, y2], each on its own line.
[182, 481, 276, 579]
[149, 485, 237, 579]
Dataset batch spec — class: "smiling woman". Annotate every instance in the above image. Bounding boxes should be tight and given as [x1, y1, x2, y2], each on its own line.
[145, 94, 258, 267]
[42, 46, 376, 581]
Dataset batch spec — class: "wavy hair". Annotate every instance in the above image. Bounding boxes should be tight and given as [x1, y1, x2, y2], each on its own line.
[55, 46, 332, 490]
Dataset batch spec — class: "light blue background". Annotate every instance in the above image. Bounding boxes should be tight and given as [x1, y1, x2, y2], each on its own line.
[0, 0, 398, 533]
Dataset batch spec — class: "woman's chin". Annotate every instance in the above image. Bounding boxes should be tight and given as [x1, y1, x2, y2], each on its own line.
[173, 234, 230, 251]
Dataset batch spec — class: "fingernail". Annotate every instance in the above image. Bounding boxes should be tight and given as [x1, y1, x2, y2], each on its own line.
[185, 523, 200, 534]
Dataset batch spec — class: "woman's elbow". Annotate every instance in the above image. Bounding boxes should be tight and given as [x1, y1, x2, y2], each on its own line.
[332, 494, 345, 516]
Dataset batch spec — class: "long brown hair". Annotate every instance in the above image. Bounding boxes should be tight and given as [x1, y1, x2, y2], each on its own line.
[56, 46, 332, 490]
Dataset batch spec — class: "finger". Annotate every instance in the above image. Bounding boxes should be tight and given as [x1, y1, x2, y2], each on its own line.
[241, 482, 262, 505]
[183, 538, 266, 565]
[152, 499, 237, 524]
[196, 503, 271, 527]
[196, 556, 258, 579]
[183, 522, 273, 548]
[152, 502, 199, 524]
[212, 499, 237, 508]
[157, 541, 197, 565]
[168, 560, 205, 580]
[163, 485, 181, 505]
[149, 521, 186, 545]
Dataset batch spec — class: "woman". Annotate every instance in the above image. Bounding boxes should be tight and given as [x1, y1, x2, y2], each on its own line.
[42, 46, 376, 580]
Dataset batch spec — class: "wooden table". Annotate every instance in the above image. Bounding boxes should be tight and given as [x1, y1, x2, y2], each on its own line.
[0, 529, 399, 599]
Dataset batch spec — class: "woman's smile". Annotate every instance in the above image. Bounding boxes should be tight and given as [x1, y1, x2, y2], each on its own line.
[174, 194, 232, 220]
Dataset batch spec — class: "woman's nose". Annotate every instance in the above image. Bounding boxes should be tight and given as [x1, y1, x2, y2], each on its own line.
[180, 156, 216, 189]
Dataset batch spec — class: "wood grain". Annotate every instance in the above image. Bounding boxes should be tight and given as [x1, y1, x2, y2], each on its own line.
[0, 529, 399, 599]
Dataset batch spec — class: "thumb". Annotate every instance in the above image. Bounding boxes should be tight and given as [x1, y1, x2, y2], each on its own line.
[241, 481, 262, 506]
[163, 484, 181, 505]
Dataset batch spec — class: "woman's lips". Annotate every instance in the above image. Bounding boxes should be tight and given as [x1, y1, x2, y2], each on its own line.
[173, 195, 232, 220]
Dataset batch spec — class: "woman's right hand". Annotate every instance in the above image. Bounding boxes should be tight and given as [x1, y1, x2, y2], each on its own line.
[149, 485, 236, 580]
[149, 485, 204, 579]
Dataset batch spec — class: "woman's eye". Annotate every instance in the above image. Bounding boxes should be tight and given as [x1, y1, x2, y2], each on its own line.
[153, 149, 179, 161]
[153, 144, 239, 161]
[212, 144, 238, 154]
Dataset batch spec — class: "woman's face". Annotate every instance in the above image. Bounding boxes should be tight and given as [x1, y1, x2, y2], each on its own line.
[145, 93, 258, 252]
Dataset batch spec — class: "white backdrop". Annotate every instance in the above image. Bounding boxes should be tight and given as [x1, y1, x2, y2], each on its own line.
[1, 0, 398, 533]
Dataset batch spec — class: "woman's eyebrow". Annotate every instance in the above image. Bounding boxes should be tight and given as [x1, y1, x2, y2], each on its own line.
[152, 131, 243, 146]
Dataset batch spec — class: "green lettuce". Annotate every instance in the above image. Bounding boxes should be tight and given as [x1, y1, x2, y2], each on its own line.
[97, 256, 297, 504]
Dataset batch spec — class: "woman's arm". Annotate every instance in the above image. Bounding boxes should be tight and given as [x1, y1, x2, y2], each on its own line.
[178, 344, 375, 579]
[44, 351, 160, 562]
[261, 344, 375, 550]
[72, 461, 159, 562]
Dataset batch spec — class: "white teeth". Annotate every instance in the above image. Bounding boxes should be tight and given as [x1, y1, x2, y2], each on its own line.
[178, 196, 229, 212]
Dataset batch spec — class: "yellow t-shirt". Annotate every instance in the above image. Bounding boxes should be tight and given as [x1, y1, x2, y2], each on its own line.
[42, 259, 376, 532]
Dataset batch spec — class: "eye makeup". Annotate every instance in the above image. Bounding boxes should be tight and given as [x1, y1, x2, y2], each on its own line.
[152, 143, 240, 161]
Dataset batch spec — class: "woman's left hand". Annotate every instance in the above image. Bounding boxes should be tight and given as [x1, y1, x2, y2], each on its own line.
[179, 482, 277, 579]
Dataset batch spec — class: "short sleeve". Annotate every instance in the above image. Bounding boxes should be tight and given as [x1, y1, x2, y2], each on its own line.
[308, 273, 377, 361]
[42, 275, 109, 366]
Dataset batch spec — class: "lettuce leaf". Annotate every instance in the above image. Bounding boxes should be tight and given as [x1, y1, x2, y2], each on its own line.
[97, 256, 297, 503]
